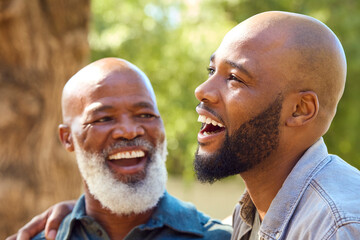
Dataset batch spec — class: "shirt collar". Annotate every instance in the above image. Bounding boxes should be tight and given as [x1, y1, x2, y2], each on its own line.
[57, 191, 205, 239]
[56, 195, 99, 240]
[238, 190, 255, 227]
[260, 137, 330, 239]
[139, 191, 205, 237]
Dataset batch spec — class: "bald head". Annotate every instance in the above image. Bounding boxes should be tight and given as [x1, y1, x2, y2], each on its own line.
[61, 58, 157, 124]
[221, 11, 346, 133]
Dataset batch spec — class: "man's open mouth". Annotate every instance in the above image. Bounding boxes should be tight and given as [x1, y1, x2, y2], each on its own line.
[198, 115, 225, 136]
[107, 150, 146, 167]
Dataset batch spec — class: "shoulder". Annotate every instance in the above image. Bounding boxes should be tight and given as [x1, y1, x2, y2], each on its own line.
[326, 222, 360, 240]
[309, 155, 360, 218]
[200, 217, 232, 239]
[290, 155, 360, 238]
[156, 192, 232, 239]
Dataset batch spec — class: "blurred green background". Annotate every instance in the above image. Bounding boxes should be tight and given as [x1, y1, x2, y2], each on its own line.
[89, 0, 360, 181]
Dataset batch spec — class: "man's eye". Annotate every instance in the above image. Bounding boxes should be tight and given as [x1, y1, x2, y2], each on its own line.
[229, 74, 244, 83]
[139, 114, 155, 118]
[95, 117, 112, 123]
[207, 67, 215, 76]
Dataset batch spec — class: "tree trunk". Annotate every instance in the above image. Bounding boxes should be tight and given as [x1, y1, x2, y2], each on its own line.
[0, 0, 90, 237]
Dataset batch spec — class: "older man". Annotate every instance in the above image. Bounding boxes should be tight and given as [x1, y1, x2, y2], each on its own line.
[9, 11, 360, 240]
[194, 11, 360, 239]
[10, 58, 232, 240]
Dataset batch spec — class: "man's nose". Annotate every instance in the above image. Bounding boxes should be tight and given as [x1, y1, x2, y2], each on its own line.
[194, 77, 219, 104]
[111, 119, 145, 140]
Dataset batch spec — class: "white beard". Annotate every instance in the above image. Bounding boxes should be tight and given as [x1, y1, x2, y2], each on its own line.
[73, 139, 168, 215]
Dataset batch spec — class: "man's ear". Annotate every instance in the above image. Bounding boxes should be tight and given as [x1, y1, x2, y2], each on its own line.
[286, 91, 319, 127]
[59, 124, 74, 152]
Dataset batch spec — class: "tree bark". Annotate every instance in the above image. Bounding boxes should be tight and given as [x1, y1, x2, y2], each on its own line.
[0, 0, 90, 237]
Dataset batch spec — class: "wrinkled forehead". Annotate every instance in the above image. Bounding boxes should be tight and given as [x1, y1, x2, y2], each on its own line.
[76, 62, 155, 97]
[62, 64, 158, 119]
[85, 68, 156, 100]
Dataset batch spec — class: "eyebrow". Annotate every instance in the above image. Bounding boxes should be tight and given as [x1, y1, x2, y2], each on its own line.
[210, 54, 253, 79]
[86, 105, 114, 115]
[132, 101, 155, 110]
[85, 101, 156, 116]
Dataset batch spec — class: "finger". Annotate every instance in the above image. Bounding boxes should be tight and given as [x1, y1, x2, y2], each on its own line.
[15, 214, 47, 240]
[5, 233, 17, 240]
[44, 200, 76, 239]
[46, 229, 57, 240]
[16, 231, 32, 240]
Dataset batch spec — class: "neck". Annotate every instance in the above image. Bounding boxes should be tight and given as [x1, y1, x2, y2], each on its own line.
[240, 149, 304, 220]
[84, 189, 155, 240]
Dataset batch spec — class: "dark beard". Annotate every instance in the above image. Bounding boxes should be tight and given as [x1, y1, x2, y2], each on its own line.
[194, 96, 283, 183]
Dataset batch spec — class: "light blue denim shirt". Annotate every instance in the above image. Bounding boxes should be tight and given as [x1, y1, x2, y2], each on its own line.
[33, 191, 232, 240]
[232, 138, 360, 240]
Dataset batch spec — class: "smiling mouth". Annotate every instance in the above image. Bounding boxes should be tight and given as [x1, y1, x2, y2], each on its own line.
[198, 115, 225, 136]
[108, 150, 146, 167]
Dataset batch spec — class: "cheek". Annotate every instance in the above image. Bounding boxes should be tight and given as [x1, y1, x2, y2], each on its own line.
[76, 125, 112, 152]
[225, 92, 267, 132]
[144, 122, 166, 146]
[225, 98, 248, 133]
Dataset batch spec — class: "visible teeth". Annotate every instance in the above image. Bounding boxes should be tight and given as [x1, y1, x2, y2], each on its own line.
[197, 115, 206, 122]
[109, 150, 145, 160]
[197, 115, 224, 128]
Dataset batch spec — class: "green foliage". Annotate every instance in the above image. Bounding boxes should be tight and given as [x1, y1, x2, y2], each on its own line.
[90, 0, 360, 179]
